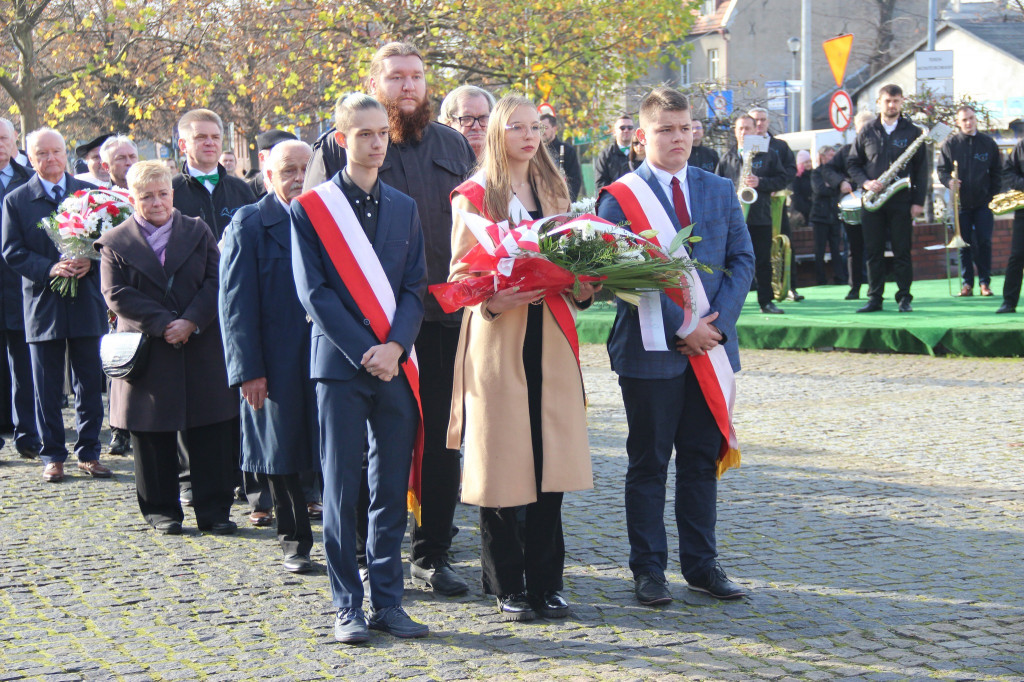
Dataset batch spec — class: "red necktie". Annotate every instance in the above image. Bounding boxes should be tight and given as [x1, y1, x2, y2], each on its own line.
[671, 176, 691, 229]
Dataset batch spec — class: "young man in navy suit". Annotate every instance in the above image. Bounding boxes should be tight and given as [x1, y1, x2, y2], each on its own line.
[291, 94, 428, 644]
[597, 88, 754, 607]
[2, 128, 111, 483]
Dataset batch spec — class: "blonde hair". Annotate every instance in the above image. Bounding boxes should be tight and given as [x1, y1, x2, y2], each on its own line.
[333, 93, 386, 132]
[366, 42, 423, 91]
[480, 95, 568, 224]
[126, 160, 173, 191]
[177, 109, 223, 139]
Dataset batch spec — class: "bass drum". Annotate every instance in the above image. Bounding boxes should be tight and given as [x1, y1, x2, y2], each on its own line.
[838, 190, 863, 225]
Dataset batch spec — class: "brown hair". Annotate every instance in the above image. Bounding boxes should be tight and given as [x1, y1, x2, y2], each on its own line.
[334, 92, 387, 132]
[177, 109, 223, 139]
[878, 83, 903, 98]
[479, 95, 568, 224]
[366, 42, 423, 90]
[638, 88, 689, 127]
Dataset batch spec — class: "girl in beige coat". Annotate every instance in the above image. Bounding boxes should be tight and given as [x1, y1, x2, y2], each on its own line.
[448, 95, 597, 622]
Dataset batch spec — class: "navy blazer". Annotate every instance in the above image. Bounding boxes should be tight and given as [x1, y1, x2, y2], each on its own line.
[291, 173, 427, 382]
[597, 161, 754, 376]
[220, 193, 317, 475]
[0, 159, 34, 331]
[2, 173, 107, 342]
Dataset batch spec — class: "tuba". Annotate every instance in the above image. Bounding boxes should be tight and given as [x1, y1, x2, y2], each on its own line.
[770, 190, 792, 301]
[989, 190, 1024, 216]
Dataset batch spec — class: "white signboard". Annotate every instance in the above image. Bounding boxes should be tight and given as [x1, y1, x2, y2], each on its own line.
[916, 50, 954, 79]
[917, 78, 954, 97]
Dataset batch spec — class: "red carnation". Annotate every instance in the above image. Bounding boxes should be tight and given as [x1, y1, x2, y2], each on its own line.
[601, 233, 615, 243]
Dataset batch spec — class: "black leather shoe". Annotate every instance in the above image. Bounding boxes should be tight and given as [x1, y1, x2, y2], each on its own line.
[760, 302, 785, 314]
[198, 520, 237, 535]
[844, 287, 860, 300]
[787, 290, 805, 302]
[283, 554, 313, 573]
[497, 593, 536, 622]
[898, 298, 913, 313]
[234, 486, 246, 502]
[15, 442, 41, 459]
[154, 520, 182, 535]
[529, 591, 570, 618]
[687, 563, 747, 600]
[179, 488, 193, 507]
[856, 299, 883, 313]
[996, 302, 1016, 314]
[410, 561, 469, 596]
[109, 429, 130, 455]
[634, 573, 673, 606]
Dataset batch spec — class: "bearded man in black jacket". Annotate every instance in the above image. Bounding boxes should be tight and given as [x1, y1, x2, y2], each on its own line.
[172, 109, 256, 240]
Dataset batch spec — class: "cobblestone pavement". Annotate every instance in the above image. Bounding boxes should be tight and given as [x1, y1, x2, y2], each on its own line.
[1, 348, 1022, 681]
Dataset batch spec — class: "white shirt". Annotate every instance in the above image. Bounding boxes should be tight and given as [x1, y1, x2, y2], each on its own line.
[881, 118, 898, 135]
[187, 164, 218, 193]
[647, 163, 699, 339]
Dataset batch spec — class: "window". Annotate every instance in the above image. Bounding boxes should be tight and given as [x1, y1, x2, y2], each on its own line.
[703, 0, 717, 15]
[707, 48, 720, 81]
[680, 60, 691, 86]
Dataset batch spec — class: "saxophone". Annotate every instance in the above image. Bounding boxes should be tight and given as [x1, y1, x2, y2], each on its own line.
[862, 122, 952, 212]
[989, 190, 1024, 216]
[737, 149, 757, 219]
[769, 190, 792, 301]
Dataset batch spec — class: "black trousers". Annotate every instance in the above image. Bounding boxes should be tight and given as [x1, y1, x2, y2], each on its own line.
[1002, 214, 1024, 307]
[409, 320, 463, 567]
[264, 473, 314, 556]
[843, 221, 865, 289]
[748, 223, 773, 306]
[862, 196, 913, 304]
[812, 221, 848, 285]
[479, 305, 564, 596]
[132, 419, 235, 528]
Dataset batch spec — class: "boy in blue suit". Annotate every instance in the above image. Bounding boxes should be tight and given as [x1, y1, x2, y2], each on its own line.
[291, 94, 428, 644]
[597, 88, 754, 607]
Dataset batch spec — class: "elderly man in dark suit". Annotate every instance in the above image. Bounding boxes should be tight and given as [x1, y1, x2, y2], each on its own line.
[220, 139, 319, 572]
[1, 128, 110, 482]
[0, 118, 42, 460]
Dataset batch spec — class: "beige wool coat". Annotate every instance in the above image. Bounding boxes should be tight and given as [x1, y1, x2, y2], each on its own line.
[447, 185, 593, 508]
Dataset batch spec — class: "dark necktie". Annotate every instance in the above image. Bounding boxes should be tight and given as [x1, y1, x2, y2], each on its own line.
[670, 176, 691, 229]
[52, 185, 64, 203]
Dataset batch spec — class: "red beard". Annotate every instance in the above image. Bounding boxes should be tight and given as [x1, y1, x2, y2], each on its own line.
[381, 92, 433, 144]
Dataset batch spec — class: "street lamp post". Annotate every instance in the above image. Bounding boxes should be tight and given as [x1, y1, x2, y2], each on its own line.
[787, 36, 800, 133]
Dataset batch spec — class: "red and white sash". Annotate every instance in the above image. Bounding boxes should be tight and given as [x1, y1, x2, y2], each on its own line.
[603, 173, 741, 477]
[453, 172, 583, 365]
[295, 180, 425, 522]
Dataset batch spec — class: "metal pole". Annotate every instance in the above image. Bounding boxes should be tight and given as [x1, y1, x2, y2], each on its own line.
[801, 0, 811, 131]
[927, 0, 937, 50]
[790, 52, 798, 132]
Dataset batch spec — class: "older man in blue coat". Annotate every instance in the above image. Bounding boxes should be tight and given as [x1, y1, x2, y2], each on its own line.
[220, 140, 319, 573]
[597, 88, 754, 607]
[0, 118, 43, 460]
[2, 127, 110, 482]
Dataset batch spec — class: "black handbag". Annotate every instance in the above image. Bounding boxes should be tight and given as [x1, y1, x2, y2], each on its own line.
[100, 332, 150, 381]
[100, 274, 175, 382]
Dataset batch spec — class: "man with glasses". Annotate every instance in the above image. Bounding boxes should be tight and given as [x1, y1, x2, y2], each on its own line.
[439, 85, 494, 160]
[540, 110, 583, 200]
[595, 114, 635, 192]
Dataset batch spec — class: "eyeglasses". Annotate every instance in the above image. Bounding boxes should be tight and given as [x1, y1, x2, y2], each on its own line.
[456, 115, 489, 128]
[504, 123, 548, 137]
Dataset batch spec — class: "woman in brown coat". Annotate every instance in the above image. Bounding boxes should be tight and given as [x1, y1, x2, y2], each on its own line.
[95, 161, 238, 536]
[448, 95, 596, 622]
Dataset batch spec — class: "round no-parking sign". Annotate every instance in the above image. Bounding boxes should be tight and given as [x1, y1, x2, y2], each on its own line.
[829, 90, 853, 132]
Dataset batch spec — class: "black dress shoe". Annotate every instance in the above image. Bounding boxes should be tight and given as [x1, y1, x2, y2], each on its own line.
[497, 593, 536, 622]
[154, 520, 182, 535]
[529, 590, 570, 618]
[898, 298, 913, 313]
[109, 429, 130, 455]
[687, 563, 747, 600]
[634, 573, 672, 606]
[760, 302, 785, 314]
[283, 554, 313, 573]
[234, 486, 247, 502]
[856, 299, 883, 313]
[410, 561, 469, 596]
[15, 442, 41, 459]
[996, 302, 1016, 314]
[844, 287, 860, 300]
[180, 487, 193, 507]
[787, 290, 805, 302]
[198, 520, 237, 535]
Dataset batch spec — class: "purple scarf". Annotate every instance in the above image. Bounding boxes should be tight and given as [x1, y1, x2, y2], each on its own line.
[135, 215, 173, 265]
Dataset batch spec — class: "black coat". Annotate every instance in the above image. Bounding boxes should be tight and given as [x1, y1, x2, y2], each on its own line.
[847, 115, 929, 206]
[1, 173, 108, 342]
[716, 147, 788, 226]
[171, 163, 257, 239]
[809, 166, 841, 227]
[937, 132, 1002, 209]
[594, 143, 631, 192]
[790, 172, 813, 222]
[546, 137, 583, 200]
[1005, 141, 1024, 229]
[690, 145, 720, 174]
[0, 159, 33, 331]
[247, 173, 267, 200]
[304, 122, 475, 323]
[96, 211, 238, 432]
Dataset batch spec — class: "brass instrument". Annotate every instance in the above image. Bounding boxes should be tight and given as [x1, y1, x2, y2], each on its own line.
[946, 161, 968, 249]
[862, 122, 952, 212]
[738, 149, 757, 218]
[770, 190, 792, 301]
[989, 190, 1024, 216]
